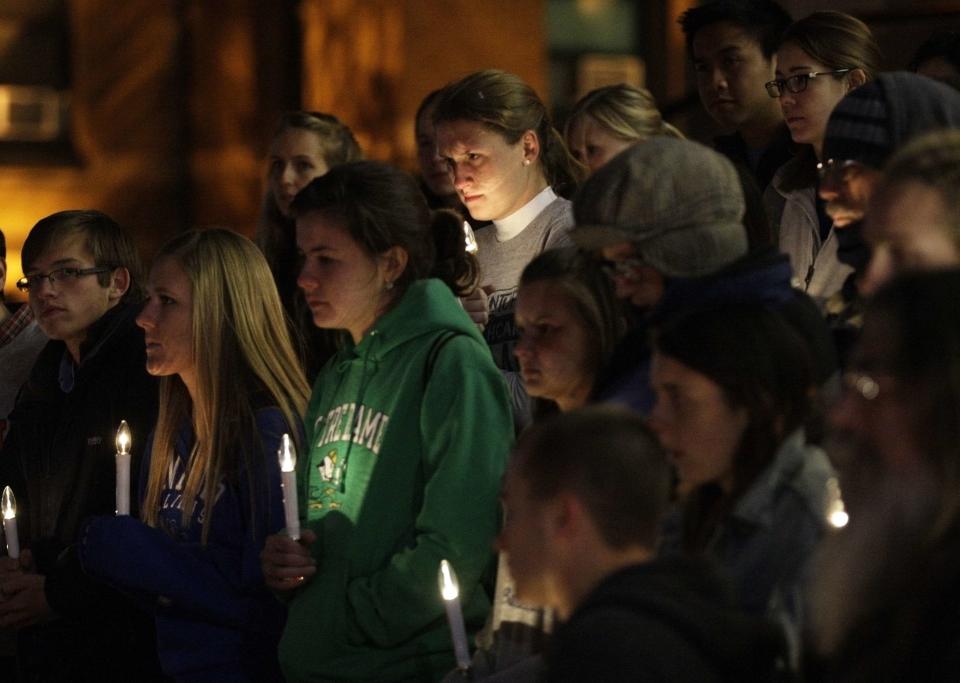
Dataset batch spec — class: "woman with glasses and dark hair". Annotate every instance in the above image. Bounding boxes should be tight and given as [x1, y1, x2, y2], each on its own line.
[763, 11, 880, 308]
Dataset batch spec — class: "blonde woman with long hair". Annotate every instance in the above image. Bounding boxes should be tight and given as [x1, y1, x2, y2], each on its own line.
[78, 228, 310, 682]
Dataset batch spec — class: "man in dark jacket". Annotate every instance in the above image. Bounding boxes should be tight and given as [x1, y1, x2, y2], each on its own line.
[572, 138, 836, 414]
[679, 0, 793, 192]
[499, 406, 786, 682]
[0, 210, 163, 681]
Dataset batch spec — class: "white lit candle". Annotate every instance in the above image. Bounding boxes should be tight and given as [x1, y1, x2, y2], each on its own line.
[2, 486, 19, 560]
[826, 477, 849, 529]
[438, 559, 471, 671]
[278, 434, 300, 541]
[115, 420, 132, 516]
[463, 221, 478, 254]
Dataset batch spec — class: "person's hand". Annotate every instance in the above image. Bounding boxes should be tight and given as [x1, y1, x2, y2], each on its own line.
[0, 572, 52, 629]
[260, 529, 317, 593]
[460, 286, 492, 331]
[0, 548, 34, 578]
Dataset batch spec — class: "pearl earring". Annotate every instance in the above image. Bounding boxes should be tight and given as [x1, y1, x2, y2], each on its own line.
[385, 281, 395, 291]
[523, 159, 531, 166]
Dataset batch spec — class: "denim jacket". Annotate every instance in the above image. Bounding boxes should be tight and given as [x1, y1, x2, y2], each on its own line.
[661, 430, 834, 659]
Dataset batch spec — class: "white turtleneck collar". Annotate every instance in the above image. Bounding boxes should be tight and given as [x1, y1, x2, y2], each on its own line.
[492, 186, 558, 242]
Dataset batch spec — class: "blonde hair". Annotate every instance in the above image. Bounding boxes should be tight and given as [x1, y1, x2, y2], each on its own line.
[142, 229, 310, 543]
[565, 84, 684, 145]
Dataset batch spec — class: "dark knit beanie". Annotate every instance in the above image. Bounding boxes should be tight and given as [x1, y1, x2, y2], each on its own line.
[821, 80, 890, 169]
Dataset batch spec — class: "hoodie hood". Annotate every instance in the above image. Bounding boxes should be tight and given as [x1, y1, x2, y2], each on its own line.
[552, 556, 787, 680]
[346, 278, 484, 362]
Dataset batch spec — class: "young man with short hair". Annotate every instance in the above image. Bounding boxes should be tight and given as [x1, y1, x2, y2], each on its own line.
[499, 406, 784, 681]
[680, 0, 793, 191]
[0, 210, 163, 681]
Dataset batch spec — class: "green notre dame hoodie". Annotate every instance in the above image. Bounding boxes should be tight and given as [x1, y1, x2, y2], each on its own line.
[280, 278, 513, 682]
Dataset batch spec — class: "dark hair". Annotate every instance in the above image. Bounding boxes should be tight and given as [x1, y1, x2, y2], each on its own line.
[515, 405, 671, 549]
[0, 228, 5, 260]
[271, 111, 363, 167]
[291, 160, 478, 296]
[432, 69, 583, 197]
[679, 0, 792, 59]
[865, 269, 960, 540]
[415, 88, 445, 131]
[654, 304, 814, 550]
[22, 210, 143, 303]
[910, 30, 960, 74]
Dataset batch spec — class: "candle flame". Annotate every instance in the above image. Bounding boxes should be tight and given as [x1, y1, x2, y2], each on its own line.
[2, 486, 15, 520]
[116, 420, 131, 455]
[439, 559, 459, 601]
[829, 508, 849, 528]
[826, 477, 849, 529]
[463, 222, 478, 254]
[279, 433, 296, 472]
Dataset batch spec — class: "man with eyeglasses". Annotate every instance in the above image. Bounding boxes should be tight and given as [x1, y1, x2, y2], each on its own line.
[0, 229, 46, 451]
[679, 0, 793, 192]
[814, 72, 960, 359]
[0, 210, 163, 681]
[571, 138, 835, 414]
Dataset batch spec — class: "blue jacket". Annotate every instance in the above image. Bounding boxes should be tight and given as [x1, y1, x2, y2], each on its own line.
[80, 407, 301, 682]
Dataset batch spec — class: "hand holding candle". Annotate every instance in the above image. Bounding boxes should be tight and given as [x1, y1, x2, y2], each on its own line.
[2, 486, 19, 560]
[439, 559, 471, 671]
[278, 434, 300, 541]
[115, 420, 132, 516]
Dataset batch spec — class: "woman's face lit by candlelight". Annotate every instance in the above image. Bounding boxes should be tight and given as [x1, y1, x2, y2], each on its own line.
[436, 119, 542, 222]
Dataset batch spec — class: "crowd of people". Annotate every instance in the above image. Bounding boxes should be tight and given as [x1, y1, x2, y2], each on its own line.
[2, 1, 960, 681]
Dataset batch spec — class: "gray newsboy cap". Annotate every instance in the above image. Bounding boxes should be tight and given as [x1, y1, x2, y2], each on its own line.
[571, 138, 748, 278]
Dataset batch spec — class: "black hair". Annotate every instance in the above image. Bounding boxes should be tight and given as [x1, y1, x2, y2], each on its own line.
[291, 160, 478, 297]
[910, 30, 960, 74]
[679, 0, 792, 59]
[515, 405, 671, 549]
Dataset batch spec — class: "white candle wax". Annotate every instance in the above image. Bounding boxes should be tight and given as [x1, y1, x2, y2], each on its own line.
[115, 420, 132, 516]
[278, 434, 300, 541]
[439, 559, 471, 670]
[2, 486, 19, 560]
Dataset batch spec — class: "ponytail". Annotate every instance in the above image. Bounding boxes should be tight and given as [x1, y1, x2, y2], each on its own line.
[430, 209, 480, 297]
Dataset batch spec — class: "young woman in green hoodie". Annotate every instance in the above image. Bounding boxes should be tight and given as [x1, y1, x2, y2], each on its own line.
[260, 160, 513, 682]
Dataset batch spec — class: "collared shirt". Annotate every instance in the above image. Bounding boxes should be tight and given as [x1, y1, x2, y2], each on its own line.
[0, 303, 35, 350]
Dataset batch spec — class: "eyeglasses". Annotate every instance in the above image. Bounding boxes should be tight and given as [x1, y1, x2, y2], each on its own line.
[599, 256, 644, 279]
[816, 158, 866, 186]
[765, 69, 851, 98]
[16, 266, 111, 292]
